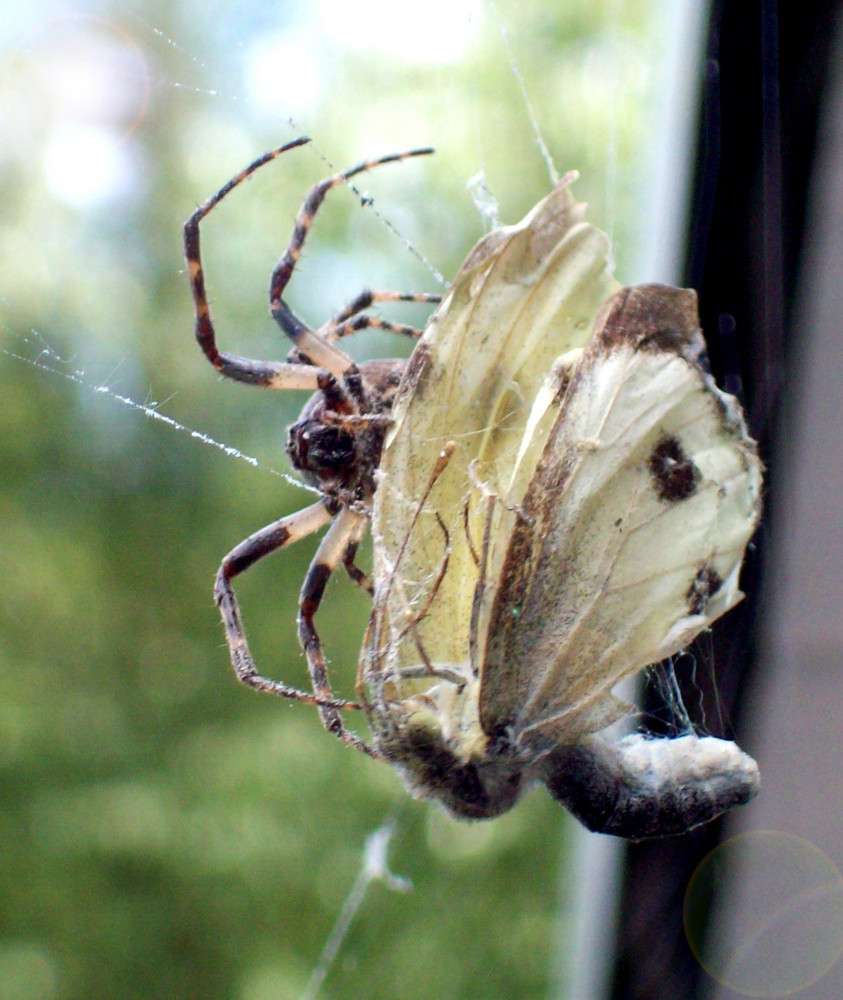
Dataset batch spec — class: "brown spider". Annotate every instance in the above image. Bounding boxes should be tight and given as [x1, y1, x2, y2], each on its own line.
[184, 137, 440, 755]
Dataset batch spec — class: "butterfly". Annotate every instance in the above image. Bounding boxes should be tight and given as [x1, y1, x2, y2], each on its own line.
[359, 172, 762, 838]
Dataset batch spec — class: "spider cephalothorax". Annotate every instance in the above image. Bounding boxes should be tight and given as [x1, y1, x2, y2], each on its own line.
[184, 137, 439, 754]
[286, 358, 405, 499]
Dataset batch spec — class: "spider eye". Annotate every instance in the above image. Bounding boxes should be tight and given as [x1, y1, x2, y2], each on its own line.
[287, 420, 357, 480]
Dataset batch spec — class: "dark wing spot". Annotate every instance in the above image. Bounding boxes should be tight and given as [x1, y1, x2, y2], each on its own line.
[649, 436, 701, 502]
[687, 564, 723, 615]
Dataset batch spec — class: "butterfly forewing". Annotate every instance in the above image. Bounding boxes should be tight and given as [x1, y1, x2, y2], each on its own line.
[478, 285, 763, 745]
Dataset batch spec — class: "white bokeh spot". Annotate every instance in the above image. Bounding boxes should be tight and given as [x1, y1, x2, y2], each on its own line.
[43, 124, 137, 208]
[314, 0, 480, 62]
[243, 31, 326, 119]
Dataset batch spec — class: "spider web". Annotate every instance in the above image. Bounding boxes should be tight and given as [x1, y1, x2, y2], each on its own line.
[3, 330, 307, 487]
[0, 3, 727, 999]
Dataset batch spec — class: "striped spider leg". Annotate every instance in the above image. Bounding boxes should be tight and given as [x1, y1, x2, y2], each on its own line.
[183, 138, 440, 754]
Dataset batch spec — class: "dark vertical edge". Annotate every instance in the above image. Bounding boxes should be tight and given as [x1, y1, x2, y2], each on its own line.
[608, 2, 843, 998]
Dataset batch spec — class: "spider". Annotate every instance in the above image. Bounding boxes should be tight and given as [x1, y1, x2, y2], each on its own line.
[184, 136, 440, 756]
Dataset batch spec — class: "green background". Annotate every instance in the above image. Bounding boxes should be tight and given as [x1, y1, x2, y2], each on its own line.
[0, 1, 671, 997]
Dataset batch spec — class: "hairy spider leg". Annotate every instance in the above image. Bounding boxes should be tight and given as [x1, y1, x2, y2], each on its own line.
[329, 289, 443, 326]
[321, 290, 442, 344]
[340, 515, 374, 595]
[215, 498, 376, 754]
[215, 499, 345, 705]
[187, 141, 437, 751]
[268, 148, 435, 422]
[267, 148, 434, 375]
[297, 506, 378, 755]
[185, 140, 434, 403]
[183, 137, 345, 388]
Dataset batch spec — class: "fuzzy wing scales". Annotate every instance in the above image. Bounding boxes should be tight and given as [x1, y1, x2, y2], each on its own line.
[365, 176, 620, 690]
[479, 285, 763, 745]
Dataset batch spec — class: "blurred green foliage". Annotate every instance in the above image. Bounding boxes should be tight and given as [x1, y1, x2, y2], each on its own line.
[0, 1, 668, 997]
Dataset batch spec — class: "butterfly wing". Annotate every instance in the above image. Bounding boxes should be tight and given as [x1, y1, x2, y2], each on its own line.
[478, 284, 763, 746]
[364, 175, 620, 692]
